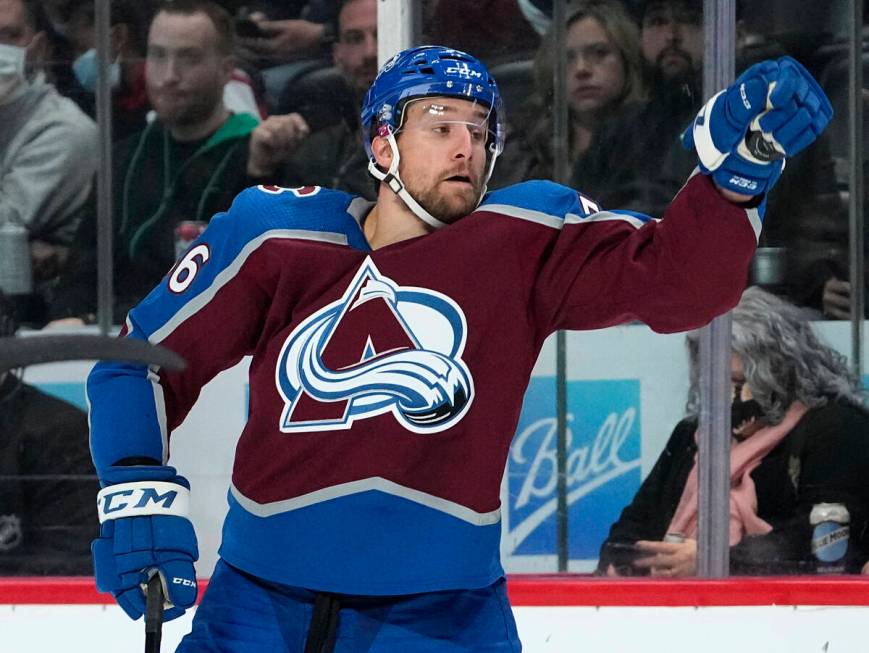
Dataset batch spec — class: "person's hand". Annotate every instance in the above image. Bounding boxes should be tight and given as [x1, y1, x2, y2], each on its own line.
[239, 18, 326, 63]
[43, 317, 87, 329]
[822, 277, 851, 319]
[862, 559, 869, 574]
[683, 56, 832, 198]
[247, 113, 311, 178]
[604, 563, 621, 577]
[92, 465, 199, 621]
[633, 538, 698, 577]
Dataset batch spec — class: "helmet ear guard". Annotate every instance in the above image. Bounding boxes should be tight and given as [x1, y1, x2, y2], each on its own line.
[360, 45, 505, 228]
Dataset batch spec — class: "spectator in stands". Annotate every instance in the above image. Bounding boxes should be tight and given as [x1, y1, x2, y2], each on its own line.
[758, 143, 845, 318]
[64, 0, 151, 141]
[231, 2, 340, 114]
[246, 0, 377, 198]
[328, 0, 376, 92]
[575, 0, 703, 216]
[491, 0, 646, 187]
[22, 0, 87, 107]
[639, 0, 702, 87]
[48, 0, 259, 325]
[0, 0, 98, 325]
[800, 256, 869, 321]
[424, 0, 540, 67]
[64, 0, 266, 130]
[779, 42, 869, 320]
[0, 290, 98, 575]
[577, 0, 841, 320]
[597, 287, 869, 576]
[235, 1, 339, 69]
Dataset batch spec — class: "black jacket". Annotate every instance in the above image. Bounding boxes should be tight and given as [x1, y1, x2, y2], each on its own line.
[0, 374, 99, 574]
[599, 399, 869, 575]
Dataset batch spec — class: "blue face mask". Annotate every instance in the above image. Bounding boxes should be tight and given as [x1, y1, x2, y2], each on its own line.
[72, 48, 120, 92]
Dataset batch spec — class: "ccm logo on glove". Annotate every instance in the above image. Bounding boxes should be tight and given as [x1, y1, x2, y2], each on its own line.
[727, 176, 758, 191]
[97, 481, 191, 522]
[172, 577, 196, 587]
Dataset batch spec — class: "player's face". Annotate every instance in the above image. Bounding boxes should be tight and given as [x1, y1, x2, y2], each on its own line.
[565, 16, 626, 116]
[333, 0, 377, 93]
[146, 10, 232, 128]
[396, 97, 490, 225]
[641, 0, 702, 81]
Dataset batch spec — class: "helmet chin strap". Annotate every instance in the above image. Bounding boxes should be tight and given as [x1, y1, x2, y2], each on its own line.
[368, 131, 498, 231]
[367, 132, 448, 230]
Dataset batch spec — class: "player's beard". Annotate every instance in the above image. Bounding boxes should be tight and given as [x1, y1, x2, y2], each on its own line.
[402, 166, 485, 225]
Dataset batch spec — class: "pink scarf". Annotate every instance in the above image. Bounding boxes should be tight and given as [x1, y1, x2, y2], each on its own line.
[667, 401, 809, 545]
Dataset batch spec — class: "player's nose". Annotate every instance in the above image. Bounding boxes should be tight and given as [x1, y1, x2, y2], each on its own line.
[450, 126, 475, 158]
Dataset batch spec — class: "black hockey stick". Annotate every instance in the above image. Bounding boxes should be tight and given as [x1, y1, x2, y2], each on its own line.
[0, 336, 181, 652]
[303, 593, 340, 653]
[4, 330, 184, 653]
[0, 335, 185, 373]
[145, 574, 165, 653]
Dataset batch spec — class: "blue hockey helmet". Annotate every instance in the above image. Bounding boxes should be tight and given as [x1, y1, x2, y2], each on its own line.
[360, 45, 505, 163]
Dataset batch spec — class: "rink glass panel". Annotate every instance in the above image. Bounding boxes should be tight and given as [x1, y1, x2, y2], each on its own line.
[9, 1, 865, 578]
[488, 0, 868, 577]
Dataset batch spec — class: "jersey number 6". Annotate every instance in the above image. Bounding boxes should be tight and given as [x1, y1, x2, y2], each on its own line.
[169, 243, 210, 294]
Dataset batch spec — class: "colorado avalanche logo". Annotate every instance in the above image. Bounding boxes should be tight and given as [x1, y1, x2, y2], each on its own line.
[275, 258, 474, 434]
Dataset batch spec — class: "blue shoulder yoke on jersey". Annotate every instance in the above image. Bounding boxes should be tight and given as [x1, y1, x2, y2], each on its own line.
[89, 185, 374, 475]
[479, 180, 655, 226]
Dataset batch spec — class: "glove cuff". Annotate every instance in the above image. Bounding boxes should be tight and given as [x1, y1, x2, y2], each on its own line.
[692, 91, 730, 171]
[100, 464, 191, 486]
[97, 480, 191, 523]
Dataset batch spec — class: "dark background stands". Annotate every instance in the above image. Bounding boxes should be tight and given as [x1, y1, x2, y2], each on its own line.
[0, 292, 98, 575]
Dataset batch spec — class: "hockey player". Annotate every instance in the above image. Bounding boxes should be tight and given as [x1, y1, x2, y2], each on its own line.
[88, 45, 831, 651]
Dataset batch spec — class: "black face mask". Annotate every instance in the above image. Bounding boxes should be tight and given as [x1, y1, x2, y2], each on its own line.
[731, 397, 765, 435]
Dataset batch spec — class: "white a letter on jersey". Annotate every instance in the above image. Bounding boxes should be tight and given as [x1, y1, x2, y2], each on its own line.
[275, 258, 474, 434]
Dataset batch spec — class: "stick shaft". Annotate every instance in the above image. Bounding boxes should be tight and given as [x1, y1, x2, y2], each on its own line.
[144, 575, 164, 653]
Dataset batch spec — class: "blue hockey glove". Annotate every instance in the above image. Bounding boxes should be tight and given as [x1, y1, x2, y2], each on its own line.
[682, 56, 833, 196]
[92, 465, 199, 621]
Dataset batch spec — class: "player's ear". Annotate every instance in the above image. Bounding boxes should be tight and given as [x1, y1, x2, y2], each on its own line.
[371, 135, 394, 169]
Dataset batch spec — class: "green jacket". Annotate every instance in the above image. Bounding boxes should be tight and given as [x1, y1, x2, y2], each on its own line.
[53, 113, 257, 322]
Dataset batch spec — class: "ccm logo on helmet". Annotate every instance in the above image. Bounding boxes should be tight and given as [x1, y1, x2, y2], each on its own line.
[446, 62, 482, 79]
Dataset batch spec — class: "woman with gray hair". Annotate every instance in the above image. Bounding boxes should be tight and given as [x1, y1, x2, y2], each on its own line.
[597, 286, 869, 576]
